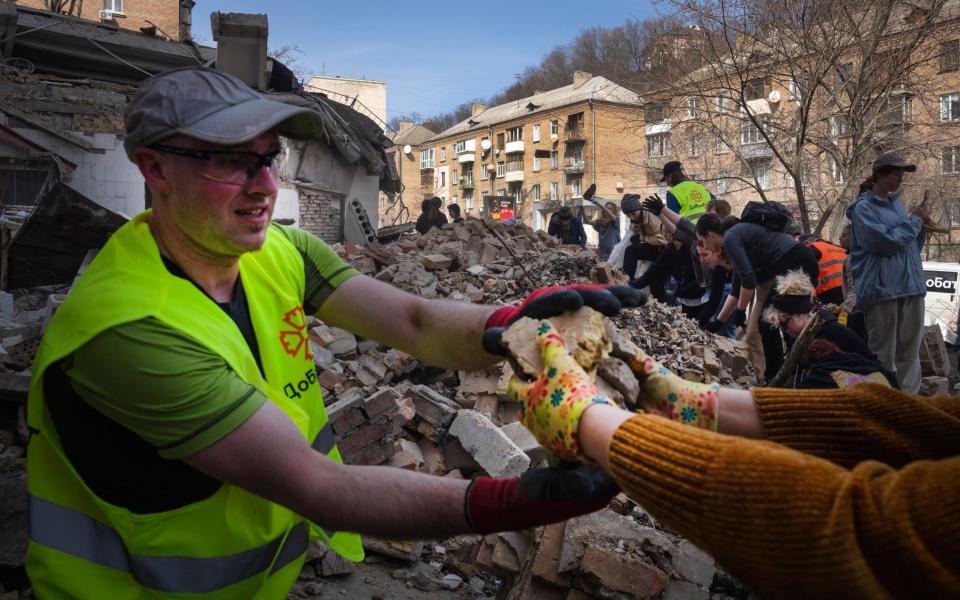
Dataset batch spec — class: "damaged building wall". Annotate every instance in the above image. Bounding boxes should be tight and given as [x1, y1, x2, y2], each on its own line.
[13, 0, 185, 41]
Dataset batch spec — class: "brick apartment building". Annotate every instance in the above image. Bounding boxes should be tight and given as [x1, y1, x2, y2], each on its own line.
[400, 72, 645, 232]
[633, 3, 960, 257]
[381, 120, 435, 225]
[14, 0, 190, 41]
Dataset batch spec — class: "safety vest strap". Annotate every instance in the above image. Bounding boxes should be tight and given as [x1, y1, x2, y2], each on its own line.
[819, 271, 843, 286]
[30, 496, 308, 593]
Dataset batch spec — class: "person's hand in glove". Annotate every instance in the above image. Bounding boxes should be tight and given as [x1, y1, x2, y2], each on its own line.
[464, 463, 619, 534]
[507, 321, 611, 461]
[617, 340, 719, 430]
[730, 308, 747, 328]
[642, 194, 664, 216]
[703, 318, 725, 333]
[483, 285, 646, 356]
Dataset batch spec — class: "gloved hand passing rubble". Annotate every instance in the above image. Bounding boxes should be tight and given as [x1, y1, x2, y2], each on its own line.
[509, 321, 719, 461]
[482, 285, 645, 356]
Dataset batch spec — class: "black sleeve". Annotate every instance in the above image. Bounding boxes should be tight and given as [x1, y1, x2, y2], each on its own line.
[820, 320, 875, 359]
[698, 267, 729, 318]
[632, 244, 673, 288]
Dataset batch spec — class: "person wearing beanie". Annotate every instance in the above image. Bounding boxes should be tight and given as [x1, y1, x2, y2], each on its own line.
[607, 193, 666, 280]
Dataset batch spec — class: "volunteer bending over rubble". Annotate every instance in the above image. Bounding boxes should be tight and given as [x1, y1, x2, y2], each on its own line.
[25, 67, 646, 598]
[510, 321, 960, 599]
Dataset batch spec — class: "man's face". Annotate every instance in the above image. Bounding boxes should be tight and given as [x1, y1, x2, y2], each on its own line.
[625, 209, 644, 223]
[152, 131, 280, 258]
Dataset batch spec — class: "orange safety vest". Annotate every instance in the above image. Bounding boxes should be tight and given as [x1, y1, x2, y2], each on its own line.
[810, 240, 846, 296]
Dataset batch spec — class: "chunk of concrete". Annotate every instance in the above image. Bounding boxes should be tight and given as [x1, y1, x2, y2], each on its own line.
[502, 307, 611, 379]
[447, 410, 530, 478]
[577, 545, 668, 599]
[500, 422, 547, 465]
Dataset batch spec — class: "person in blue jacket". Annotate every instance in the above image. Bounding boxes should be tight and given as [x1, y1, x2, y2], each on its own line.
[846, 153, 928, 393]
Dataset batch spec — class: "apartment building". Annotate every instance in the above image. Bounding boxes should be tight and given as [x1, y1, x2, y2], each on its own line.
[633, 4, 960, 258]
[381, 121, 436, 225]
[400, 72, 645, 232]
[15, 0, 189, 40]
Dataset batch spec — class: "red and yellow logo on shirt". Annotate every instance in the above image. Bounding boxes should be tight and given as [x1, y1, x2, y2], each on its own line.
[279, 305, 313, 361]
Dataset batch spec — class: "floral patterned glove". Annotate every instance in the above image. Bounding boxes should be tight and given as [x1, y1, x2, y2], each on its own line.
[507, 321, 610, 462]
[619, 340, 720, 430]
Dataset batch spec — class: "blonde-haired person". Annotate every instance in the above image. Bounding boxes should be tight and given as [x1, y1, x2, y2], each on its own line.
[510, 320, 960, 600]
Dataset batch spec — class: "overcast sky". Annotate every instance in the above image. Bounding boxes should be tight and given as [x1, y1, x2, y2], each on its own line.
[193, 1, 660, 120]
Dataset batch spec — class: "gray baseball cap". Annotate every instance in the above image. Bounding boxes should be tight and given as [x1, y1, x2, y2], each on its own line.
[872, 152, 916, 172]
[123, 66, 324, 160]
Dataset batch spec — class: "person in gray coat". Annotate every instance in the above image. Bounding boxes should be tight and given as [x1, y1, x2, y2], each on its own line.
[846, 153, 928, 393]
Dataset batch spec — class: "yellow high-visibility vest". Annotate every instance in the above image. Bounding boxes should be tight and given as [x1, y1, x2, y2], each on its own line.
[27, 211, 362, 598]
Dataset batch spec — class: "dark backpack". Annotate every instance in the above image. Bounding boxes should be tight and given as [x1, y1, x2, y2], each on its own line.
[740, 201, 793, 232]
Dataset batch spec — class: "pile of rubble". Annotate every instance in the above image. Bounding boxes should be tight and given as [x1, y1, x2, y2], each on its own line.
[0, 219, 764, 599]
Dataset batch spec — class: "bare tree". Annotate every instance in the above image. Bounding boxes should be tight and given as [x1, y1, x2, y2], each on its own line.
[650, 0, 953, 237]
[269, 45, 309, 82]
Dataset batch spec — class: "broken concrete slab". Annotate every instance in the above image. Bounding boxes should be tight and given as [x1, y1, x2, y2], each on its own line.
[576, 545, 668, 599]
[502, 308, 611, 380]
[500, 422, 547, 465]
[447, 410, 530, 478]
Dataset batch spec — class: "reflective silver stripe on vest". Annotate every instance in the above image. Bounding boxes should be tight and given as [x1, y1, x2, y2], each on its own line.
[30, 496, 307, 593]
[819, 272, 843, 286]
[819, 259, 845, 269]
[311, 422, 336, 455]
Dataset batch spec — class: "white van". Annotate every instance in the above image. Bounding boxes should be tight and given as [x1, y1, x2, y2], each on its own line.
[922, 261, 960, 343]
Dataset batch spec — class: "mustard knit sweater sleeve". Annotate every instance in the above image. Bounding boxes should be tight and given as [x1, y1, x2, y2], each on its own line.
[607, 384, 960, 600]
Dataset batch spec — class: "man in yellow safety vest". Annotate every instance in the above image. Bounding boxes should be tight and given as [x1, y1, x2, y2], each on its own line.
[660, 161, 714, 224]
[26, 67, 643, 598]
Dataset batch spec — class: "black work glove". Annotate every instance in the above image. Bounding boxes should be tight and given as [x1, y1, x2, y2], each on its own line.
[630, 233, 643, 246]
[730, 308, 747, 328]
[482, 285, 647, 356]
[703, 318, 724, 333]
[642, 194, 664, 216]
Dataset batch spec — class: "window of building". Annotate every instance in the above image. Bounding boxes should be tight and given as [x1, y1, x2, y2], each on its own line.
[531, 184, 541, 201]
[507, 127, 523, 142]
[885, 93, 913, 125]
[496, 161, 505, 178]
[836, 62, 854, 87]
[788, 79, 803, 101]
[550, 181, 559, 199]
[717, 171, 730, 194]
[689, 135, 702, 157]
[103, 0, 123, 13]
[645, 103, 667, 124]
[550, 151, 559, 169]
[752, 162, 769, 190]
[452, 169, 459, 184]
[420, 148, 435, 169]
[464, 190, 474, 210]
[453, 141, 464, 153]
[716, 91, 730, 111]
[942, 40, 960, 73]
[496, 133, 505, 148]
[550, 120, 559, 136]
[509, 183, 522, 201]
[831, 158, 844, 183]
[440, 171, 446, 187]
[942, 146, 960, 174]
[687, 97, 700, 118]
[480, 164, 489, 180]
[941, 92, 960, 121]
[831, 114, 850, 137]
[571, 178, 583, 198]
[646, 133, 670, 158]
[744, 77, 765, 101]
[740, 121, 764, 145]
[440, 147, 446, 162]
[532, 124, 541, 142]
[497, 188, 506, 197]
[533, 156, 541, 171]
[715, 138, 729, 154]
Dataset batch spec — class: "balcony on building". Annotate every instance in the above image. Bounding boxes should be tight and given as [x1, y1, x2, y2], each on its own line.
[504, 160, 524, 182]
[740, 142, 774, 160]
[460, 174, 475, 189]
[505, 139, 524, 154]
[455, 139, 476, 163]
[563, 157, 585, 173]
[564, 126, 586, 143]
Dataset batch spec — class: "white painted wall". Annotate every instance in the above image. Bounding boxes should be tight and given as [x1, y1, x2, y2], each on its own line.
[274, 187, 300, 226]
[304, 76, 387, 126]
[12, 129, 145, 218]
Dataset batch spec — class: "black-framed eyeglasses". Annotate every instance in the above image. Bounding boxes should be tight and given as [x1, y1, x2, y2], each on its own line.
[149, 144, 282, 186]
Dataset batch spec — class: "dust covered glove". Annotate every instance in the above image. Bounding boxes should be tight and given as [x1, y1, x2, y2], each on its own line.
[619, 340, 719, 430]
[483, 285, 646, 356]
[507, 321, 610, 461]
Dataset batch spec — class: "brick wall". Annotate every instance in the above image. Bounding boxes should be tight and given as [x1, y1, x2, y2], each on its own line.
[16, 0, 182, 40]
[298, 186, 344, 244]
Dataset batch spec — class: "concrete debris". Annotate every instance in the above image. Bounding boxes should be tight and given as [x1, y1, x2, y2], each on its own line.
[447, 410, 530, 478]
[920, 324, 951, 378]
[499, 422, 547, 465]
